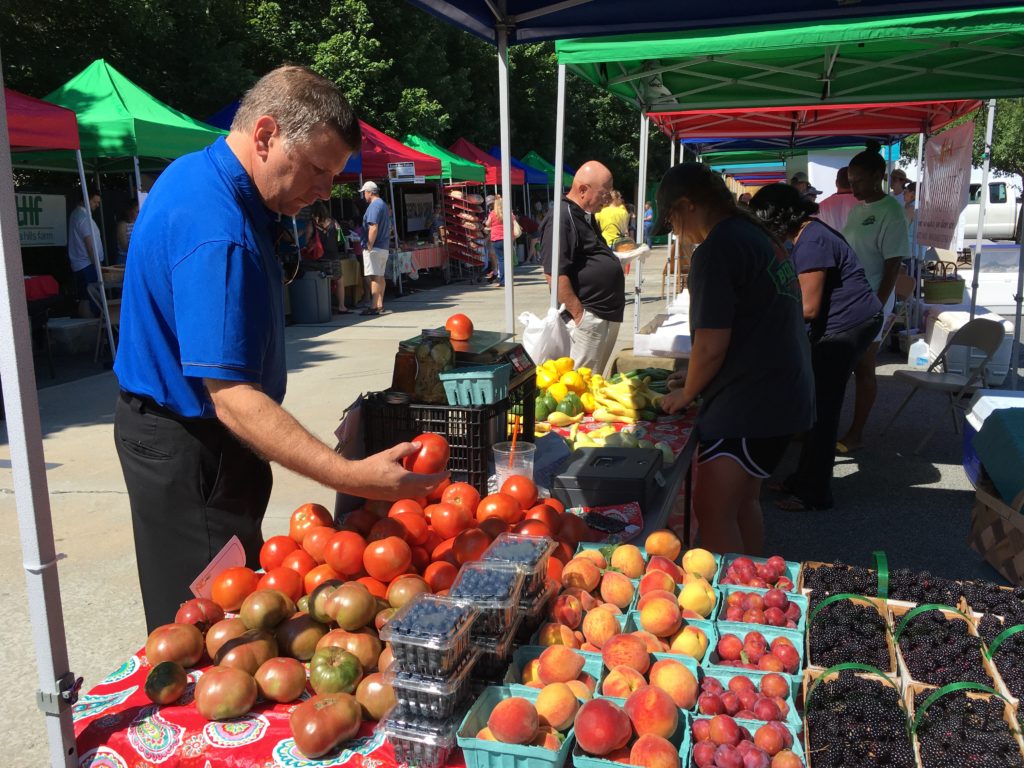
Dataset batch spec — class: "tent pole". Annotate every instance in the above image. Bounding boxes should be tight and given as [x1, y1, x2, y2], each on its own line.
[634, 112, 650, 336]
[497, 23, 515, 334]
[972, 99, 997, 320]
[914, 132, 927, 330]
[550, 64, 567, 311]
[132, 155, 143, 204]
[76, 152, 116, 356]
[1013, 237, 1023, 390]
[668, 133, 676, 309]
[0, 74, 78, 768]
[388, 179, 402, 294]
[92, 171, 109, 262]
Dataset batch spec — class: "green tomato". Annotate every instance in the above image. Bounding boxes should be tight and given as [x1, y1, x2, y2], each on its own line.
[309, 647, 363, 696]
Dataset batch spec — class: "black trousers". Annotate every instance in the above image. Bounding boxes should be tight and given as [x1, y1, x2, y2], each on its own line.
[114, 393, 272, 632]
[787, 312, 883, 509]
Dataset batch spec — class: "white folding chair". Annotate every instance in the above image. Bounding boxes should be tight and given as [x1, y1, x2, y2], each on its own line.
[87, 283, 119, 363]
[882, 318, 1006, 453]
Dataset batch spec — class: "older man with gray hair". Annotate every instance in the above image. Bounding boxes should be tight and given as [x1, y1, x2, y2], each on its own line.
[114, 65, 446, 631]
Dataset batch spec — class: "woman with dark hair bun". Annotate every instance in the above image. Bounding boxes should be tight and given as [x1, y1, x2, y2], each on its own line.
[654, 163, 813, 553]
[838, 141, 910, 452]
[750, 184, 883, 511]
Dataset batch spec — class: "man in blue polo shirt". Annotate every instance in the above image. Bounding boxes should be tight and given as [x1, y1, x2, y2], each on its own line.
[114, 65, 446, 631]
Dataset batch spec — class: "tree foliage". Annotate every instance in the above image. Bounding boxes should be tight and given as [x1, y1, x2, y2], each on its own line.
[0, 0, 668, 197]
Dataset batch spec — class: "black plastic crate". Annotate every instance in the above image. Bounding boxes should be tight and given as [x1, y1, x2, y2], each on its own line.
[363, 379, 535, 496]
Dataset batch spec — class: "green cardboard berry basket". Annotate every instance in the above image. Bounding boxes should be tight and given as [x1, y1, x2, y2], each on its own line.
[457, 685, 574, 768]
[504, 645, 605, 695]
[572, 698, 690, 768]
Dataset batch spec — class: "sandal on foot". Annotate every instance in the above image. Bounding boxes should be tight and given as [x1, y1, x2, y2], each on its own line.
[359, 308, 380, 316]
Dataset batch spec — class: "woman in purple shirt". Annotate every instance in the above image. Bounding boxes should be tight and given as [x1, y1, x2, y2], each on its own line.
[750, 184, 883, 511]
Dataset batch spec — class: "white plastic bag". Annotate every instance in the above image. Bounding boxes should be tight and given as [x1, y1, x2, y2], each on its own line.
[519, 304, 571, 363]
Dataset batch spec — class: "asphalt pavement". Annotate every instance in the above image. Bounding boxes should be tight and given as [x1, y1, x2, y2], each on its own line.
[0, 245, 1017, 766]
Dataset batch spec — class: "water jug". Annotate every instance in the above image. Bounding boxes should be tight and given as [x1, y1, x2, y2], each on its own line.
[908, 338, 929, 369]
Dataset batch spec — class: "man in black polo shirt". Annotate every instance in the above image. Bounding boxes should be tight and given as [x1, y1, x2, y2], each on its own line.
[540, 162, 624, 373]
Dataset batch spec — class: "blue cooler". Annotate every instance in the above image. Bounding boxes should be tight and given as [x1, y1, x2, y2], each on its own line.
[964, 390, 1024, 487]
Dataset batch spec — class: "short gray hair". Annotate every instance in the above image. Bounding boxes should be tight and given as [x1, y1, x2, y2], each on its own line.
[231, 65, 361, 151]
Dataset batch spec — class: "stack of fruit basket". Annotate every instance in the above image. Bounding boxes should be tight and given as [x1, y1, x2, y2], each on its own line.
[443, 185, 487, 269]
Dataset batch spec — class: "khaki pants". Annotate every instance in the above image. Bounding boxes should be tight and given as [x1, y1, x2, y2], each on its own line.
[568, 309, 621, 375]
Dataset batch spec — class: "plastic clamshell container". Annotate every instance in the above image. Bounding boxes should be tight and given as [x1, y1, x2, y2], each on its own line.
[688, 715, 804, 766]
[517, 580, 558, 644]
[385, 648, 481, 721]
[379, 713, 458, 768]
[504, 645, 605, 695]
[458, 685, 575, 768]
[573, 699, 690, 768]
[449, 561, 526, 638]
[715, 585, 809, 638]
[440, 363, 513, 406]
[705, 624, 805, 682]
[699, 666, 803, 730]
[714, 554, 802, 592]
[483, 533, 557, 598]
[379, 593, 478, 677]
[625, 613, 718, 669]
[474, 614, 524, 684]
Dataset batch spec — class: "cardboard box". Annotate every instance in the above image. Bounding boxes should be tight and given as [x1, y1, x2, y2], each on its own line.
[968, 479, 1024, 586]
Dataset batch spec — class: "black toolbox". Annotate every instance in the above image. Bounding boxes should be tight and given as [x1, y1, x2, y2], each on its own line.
[551, 447, 665, 513]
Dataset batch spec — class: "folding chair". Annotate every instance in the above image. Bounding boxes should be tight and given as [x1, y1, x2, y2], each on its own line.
[882, 318, 1006, 453]
[87, 283, 120, 363]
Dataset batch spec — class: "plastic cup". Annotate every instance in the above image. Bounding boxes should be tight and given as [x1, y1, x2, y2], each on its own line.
[493, 441, 536, 489]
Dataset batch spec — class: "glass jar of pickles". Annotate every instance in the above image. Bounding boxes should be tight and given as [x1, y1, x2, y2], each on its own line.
[413, 328, 454, 403]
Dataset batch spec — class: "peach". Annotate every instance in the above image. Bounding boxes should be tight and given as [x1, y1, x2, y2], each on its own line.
[562, 558, 601, 592]
[632, 630, 668, 653]
[648, 658, 698, 709]
[521, 658, 542, 685]
[487, 697, 539, 744]
[637, 589, 678, 611]
[576, 549, 608, 569]
[605, 747, 633, 764]
[535, 682, 579, 731]
[582, 606, 621, 648]
[538, 645, 585, 684]
[640, 596, 682, 638]
[602, 665, 647, 697]
[640, 570, 677, 597]
[602, 634, 651, 674]
[677, 580, 716, 618]
[645, 530, 682, 561]
[476, 727, 496, 741]
[563, 587, 601, 612]
[625, 685, 679, 738]
[537, 622, 580, 648]
[530, 729, 562, 750]
[601, 603, 623, 616]
[578, 672, 598, 693]
[566, 679, 593, 701]
[667, 625, 709, 660]
[574, 698, 632, 756]
[647, 555, 683, 582]
[681, 548, 717, 581]
[630, 734, 681, 768]
[611, 544, 646, 578]
[581, 642, 601, 653]
[600, 571, 636, 610]
[771, 750, 803, 768]
[549, 594, 584, 629]
[754, 724, 785, 756]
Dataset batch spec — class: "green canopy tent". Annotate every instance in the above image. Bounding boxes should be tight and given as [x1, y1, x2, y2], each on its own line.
[402, 133, 486, 181]
[521, 150, 573, 189]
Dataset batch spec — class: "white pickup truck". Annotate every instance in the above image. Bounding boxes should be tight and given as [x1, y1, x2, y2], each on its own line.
[963, 173, 1022, 240]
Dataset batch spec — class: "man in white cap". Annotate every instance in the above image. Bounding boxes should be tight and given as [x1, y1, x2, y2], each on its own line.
[359, 180, 391, 315]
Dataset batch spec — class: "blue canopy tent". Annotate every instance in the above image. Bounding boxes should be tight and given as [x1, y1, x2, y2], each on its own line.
[488, 145, 546, 213]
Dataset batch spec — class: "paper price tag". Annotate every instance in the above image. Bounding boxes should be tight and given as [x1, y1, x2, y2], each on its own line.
[190, 536, 246, 599]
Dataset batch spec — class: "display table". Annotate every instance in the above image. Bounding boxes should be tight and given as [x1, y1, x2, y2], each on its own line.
[406, 245, 447, 271]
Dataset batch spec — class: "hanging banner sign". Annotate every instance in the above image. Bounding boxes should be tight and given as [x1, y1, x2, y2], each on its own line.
[388, 162, 416, 179]
[917, 121, 974, 249]
[16, 193, 67, 247]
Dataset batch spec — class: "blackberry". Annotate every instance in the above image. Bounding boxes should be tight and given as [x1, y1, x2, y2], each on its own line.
[888, 568, 963, 605]
[897, 609, 992, 687]
[979, 614, 1024, 701]
[914, 688, 1024, 768]
[808, 591, 891, 670]
[801, 562, 878, 596]
[805, 670, 915, 768]
[963, 581, 1024, 621]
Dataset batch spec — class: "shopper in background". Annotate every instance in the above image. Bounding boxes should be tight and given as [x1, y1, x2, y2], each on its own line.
[595, 189, 630, 247]
[116, 199, 139, 263]
[487, 195, 518, 288]
[655, 163, 813, 554]
[114, 65, 445, 631]
[483, 193, 498, 283]
[890, 167, 908, 198]
[540, 161, 623, 374]
[815, 167, 858, 232]
[68, 191, 103, 317]
[312, 201, 351, 315]
[359, 180, 391, 316]
[642, 201, 653, 243]
[838, 141, 911, 453]
[750, 184, 882, 511]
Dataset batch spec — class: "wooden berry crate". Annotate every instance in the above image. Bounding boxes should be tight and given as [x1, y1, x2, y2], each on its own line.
[974, 613, 1024, 708]
[796, 560, 877, 599]
[804, 595, 898, 677]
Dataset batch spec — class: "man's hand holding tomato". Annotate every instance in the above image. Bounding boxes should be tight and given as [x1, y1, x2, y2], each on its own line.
[349, 441, 448, 501]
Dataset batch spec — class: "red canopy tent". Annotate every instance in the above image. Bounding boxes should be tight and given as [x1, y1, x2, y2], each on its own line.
[449, 137, 525, 186]
[337, 120, 442, 181]
[6, 87, 79, 151]
[649, 99, 981, 140]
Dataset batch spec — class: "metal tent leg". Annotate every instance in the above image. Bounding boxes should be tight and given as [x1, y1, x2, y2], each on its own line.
[550, 64, 567, 310]
[497, 25, 514, 334]
[972, 99, 997, 319]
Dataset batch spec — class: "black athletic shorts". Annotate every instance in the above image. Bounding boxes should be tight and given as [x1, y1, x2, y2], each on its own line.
[697, 435, 792, 479]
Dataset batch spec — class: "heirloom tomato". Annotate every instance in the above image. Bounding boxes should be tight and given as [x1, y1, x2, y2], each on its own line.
[290, 693, 362, 759]
[309, 646, 363, 695]
[195, 666, 257, 721]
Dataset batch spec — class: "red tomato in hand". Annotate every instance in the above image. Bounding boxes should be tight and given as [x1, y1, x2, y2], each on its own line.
[442, 482, 481, 516]
[476, 493, 523, 525]
[289, 503, 333, 545]
[323, 531, 367, 577]
[403, 433, 450, 474]
[211, 566, 259, 612]
[430, 502, 472, 539]
[260, 535, 299, 572]
[363, 536, 413, 582]
[258, 566, 304, 602]
[500, 475, 538, 509]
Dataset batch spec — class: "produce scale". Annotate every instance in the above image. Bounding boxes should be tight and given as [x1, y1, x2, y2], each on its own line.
[71, 320, 1024, 768]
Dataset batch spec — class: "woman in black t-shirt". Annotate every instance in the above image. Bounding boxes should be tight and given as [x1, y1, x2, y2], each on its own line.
[656, 164, 813, 554]
[750, 184, 882, 511]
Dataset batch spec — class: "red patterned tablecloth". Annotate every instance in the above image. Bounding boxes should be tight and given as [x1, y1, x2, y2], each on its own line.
[549, 413, 695, 457]
[407, 246, 446, 271]
[73, 649, 434, 768]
